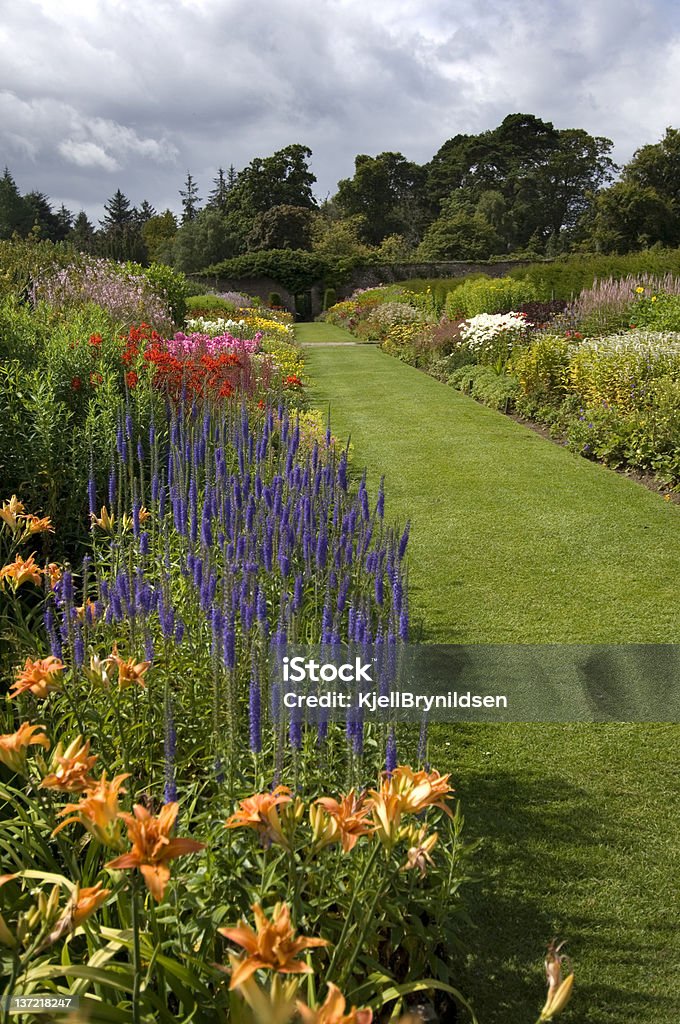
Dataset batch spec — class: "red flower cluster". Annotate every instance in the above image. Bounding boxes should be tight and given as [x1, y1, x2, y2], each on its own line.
[71, 376, 82, 391]
[88, 333, 103, 347]
[142, 343, 248, 401]
[121, 323, 162, 366]
[283, 375, 303, 388]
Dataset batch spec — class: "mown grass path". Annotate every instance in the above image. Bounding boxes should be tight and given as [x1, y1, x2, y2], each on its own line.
[298, 321, 680, 1024]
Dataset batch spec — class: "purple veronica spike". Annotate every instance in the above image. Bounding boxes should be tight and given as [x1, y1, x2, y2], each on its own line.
[386, 728, 398, 775]
[249, 677, 262, 753]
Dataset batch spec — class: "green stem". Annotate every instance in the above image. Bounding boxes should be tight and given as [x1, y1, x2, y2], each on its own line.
[338, 861, 401, 989]
[325, 840, 381, 982]
[130, 878, 142, 1024]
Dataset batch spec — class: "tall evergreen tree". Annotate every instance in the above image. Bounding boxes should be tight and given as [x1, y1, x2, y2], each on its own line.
[208, 168, 230, 213]
[69, 211, 96, 254]
[179, 172, 201, 223]
[101, 189, 135, 230]
[0, 167, 32, 239]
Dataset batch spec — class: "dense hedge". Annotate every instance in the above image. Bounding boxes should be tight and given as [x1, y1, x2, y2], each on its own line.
[202, 249, 374, 294]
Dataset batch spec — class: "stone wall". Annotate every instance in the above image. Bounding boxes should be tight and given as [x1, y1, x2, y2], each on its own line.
[192, 258, 542, 319]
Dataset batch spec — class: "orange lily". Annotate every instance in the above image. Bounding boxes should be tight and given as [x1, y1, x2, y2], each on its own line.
[44, 562, 63, 588]
[314, 790, 374, 853]
[76, 599, 98, 623]
[22, 514, 54, 535]
[219, 902, 328, 989]
[10, 656, 65, 700]
[106, 802, 206, 902]
[0, 495, 25, 532]
[540, 941, 574, 1020]
[138, 506, 151, 523]
[225, 786, 293, 848]
[105, 645, 150, 688]
[39, 881, 111, 949]
[401, 825, 438, 877]
[90, 506, 115, 532]
[53, 772, 130, 848]
[298, 983, 373, 1024]
[0, 553, 43, 589]
[375, 766, 455, 818]
[0, 722, 50, 773]
[40, 736, 99, 792]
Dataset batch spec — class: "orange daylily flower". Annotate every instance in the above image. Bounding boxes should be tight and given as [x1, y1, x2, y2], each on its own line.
[10, 656, 65, 700]
[105, 645, 150, 688]
[22, 514, 54, 535]
[314, 790, 374, 852]
[53, 772, 130, 848]
[44, 562, 63, 588]
[367, 789, 403, 848]
[540, 941, 574, 1021]
[138, 506, 151, 523]
[90, 506, 115, 532]
[76, 599, 98, 623]
[219, 902, 328, 989]
[0, 495, 25, 532]
[106, 802, 206, 902]
[40, 736, 99, 792]
[377, 766, 455, 818]
[298, 983, 373, 1024]
[0, 553, 43, 589]
[39, 881, 111, 949]
[401, 825, 438, 878]
[0, 722, 50, 773]
[225, 786, 293, 848]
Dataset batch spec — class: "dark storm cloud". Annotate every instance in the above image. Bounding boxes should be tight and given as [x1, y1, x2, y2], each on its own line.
[0, 0, 677, 220]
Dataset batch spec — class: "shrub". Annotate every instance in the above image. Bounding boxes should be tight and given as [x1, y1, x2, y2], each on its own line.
[506, 248, 680, 301]
[323, 286, 337, 310]
[631, 290, 680, 332]
[141, 262, 188, 325]
[510, 335, 573, 411]
[445, 275, 538, 318]
[448, 364, 521, 410]
[268, 291, 283, 307]
[186, 294, 238, 317]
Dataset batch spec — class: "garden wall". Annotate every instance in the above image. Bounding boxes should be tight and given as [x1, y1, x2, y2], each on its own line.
[192, 259, 540, 319]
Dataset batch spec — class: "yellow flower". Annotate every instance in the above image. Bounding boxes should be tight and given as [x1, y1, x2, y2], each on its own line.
[10, 656, 65, 699]
[0, 722, 50, 773]
[635, 286, 645, 294]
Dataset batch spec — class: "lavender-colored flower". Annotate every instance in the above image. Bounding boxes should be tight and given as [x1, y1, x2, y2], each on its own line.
[249, 677, 262, 753]
[386, 728, 398, 775]
[398, 522, 410, 560]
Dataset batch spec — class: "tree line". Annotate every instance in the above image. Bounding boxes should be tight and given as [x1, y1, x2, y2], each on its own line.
[3, 114, 680, 270]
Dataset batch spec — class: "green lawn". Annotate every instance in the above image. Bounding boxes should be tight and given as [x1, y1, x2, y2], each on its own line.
[297, 322, 680, 1024]
[297, 321, 373, 343]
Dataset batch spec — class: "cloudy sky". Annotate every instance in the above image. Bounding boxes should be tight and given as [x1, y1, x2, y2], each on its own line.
[1, 0, 678, 222]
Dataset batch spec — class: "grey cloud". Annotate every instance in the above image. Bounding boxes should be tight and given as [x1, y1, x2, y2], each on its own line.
[0, 0, 678, 218]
